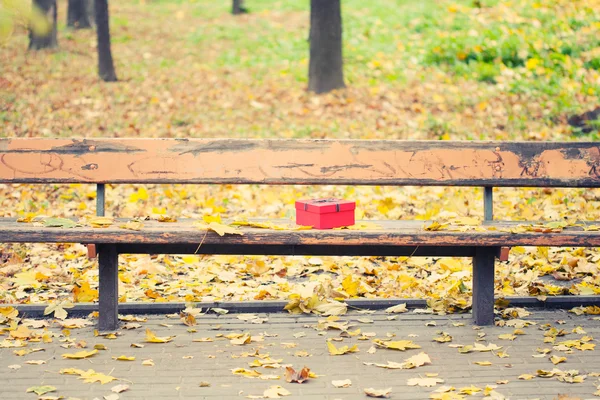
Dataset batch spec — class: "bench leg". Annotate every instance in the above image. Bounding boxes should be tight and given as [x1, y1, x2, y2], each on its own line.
[98, 244, 119, 331]
[472, 247, 496, 326]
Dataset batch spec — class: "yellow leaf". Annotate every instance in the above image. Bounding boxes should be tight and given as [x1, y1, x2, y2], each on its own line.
[0, 306, 18, 319]
[402, 352, 431, 368]
[407, 377, 444, 387]
[341, 222, 382, 230]
[62, 349, 98, 359]
[112, 355, 135, 361]
[230, 333, 251, 345]
[43, 301, 74, 320]
[232, 368, 262, 378]
[60, 368, 86, 375]
[474, 361, 492, 366]
[498, 334, 516, 341]
[130, 187, 148, 202]
[341, 275, 360, 297]
[10, 324, 32, 339]
[550, 355, 566, 365]
[78, 369, 117, 384]
[208, 222, 243, 236]
[518, 374, 535, 380]
[73, 282, 99, 303]
[120, 220, 144, 231]
[158, 215, 177, 222]
[459, 385, 482, 395]
[203, 214, 222, 223]
[89, 216, 114, 228]
[372, 339, 421, 351]
[327, 341, 359, 355]
[424, 221, 448, 231]
[25, 360, 46, 365]
[193, 337, 213, 342]
[145, 328, 174, 343]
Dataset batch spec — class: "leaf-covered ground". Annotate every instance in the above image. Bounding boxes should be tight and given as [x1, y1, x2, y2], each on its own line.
[1, 0, 600, 310]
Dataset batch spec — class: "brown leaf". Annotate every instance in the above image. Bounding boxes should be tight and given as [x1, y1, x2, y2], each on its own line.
[284, 366, 310, 383]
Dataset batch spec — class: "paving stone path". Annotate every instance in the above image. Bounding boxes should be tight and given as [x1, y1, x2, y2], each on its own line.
[2, 309, 599, 399]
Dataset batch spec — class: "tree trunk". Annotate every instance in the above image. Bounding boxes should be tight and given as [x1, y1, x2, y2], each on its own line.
[68, 0, 92, 29]
[29, 0, 58, 50]
[308, 0, 345, 94]
[232, 0, 247, 15]
[94, 0, 117, 82]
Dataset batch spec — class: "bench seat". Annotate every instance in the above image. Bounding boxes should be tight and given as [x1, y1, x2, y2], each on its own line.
[2, 219, 600, 249]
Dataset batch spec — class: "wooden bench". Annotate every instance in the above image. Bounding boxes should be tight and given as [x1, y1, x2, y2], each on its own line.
[2, 138, 600, 331]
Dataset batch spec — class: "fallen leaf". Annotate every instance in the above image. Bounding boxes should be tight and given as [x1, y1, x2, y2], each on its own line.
[373, 339, 421, 351]
[332, 379, 352, 388]
[62, 349, 98, 359]
[112, 355, 135, 361]
[43, 301, 74, 320]
[78, 369, 117, 384]
[25, 360, 46, 365]
[518, 374, 535, 380]
[385, 303, 408, 313]
[313, 301, 348, 316]
[285, 366, 310, 383]
[111, 384, 130, 393]
[498, 334, 516, 341]
[327, 341, 359, 355]
[120, 220, 144, 231]
[89, 216, 114, 228]
[407, 377, 444, 387]
[26, 386, 56, 396]
[402, 352, 431, 368]
[551, 355, 567, 365]
[145, 328, 174, 343]
[43, 217, 78, 228]
[263, 385, 291, 398]
[231, 333, 252, 345]
[232, 368, 262, 378]
[364, 387, 392, 398]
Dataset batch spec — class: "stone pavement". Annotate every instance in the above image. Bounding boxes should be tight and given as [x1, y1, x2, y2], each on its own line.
[2, 309, 600, 400]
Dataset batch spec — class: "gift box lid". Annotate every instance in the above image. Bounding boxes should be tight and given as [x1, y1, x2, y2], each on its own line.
[295, 198, 356, 214]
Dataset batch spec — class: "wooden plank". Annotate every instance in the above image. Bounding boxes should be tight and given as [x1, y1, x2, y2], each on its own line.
[1, 138, 600, 186]
[3, 218, 600, 247]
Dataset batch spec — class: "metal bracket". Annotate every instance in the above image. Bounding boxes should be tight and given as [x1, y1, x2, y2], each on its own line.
[86, 244, 97, 259]
[498, 246, 510, 262]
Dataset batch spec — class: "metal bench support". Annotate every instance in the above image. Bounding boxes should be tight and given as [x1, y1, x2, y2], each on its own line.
[472, 247, 496, 325]
[96, 184, 105, 217]
[484, 186, 493, 221]
[98, 244, 119, 331]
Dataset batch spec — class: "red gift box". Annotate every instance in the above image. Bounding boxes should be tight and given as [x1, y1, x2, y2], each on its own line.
[295, 198, 355, 229]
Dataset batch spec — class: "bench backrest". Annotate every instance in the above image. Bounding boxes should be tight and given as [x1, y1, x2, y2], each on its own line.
[1, 138, 600, 187]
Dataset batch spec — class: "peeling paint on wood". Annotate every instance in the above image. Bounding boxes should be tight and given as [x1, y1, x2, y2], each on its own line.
[1, 138, 600, 186]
